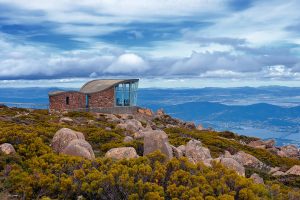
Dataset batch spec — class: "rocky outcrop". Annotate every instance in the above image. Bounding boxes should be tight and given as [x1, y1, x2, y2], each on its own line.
[277, 145, 299, 158]
[250, 173, 264, 184]
[105, 147, 138, 160]
[51, 128, 85, 153]
[185, 139, 211, 164]
[123, 136, 133, 143]
[247, 139, 275, 149]
[285, 165, 300, 176]
[62, 139, 95, 160]
[232, 151, 265, 169]
[138, 108, 153, 116]
[219, 157, 245, 176]
[143, 130, 173, 159]
[0, 143, 16, 155]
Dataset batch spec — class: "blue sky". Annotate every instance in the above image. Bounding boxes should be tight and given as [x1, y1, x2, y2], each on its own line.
[0, 0, 300, 87]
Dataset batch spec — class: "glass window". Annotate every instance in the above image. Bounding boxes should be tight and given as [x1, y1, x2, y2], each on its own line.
[115, 81, 138, 107]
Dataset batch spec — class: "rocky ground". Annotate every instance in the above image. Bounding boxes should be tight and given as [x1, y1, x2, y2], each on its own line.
[1, 105, 300, 199]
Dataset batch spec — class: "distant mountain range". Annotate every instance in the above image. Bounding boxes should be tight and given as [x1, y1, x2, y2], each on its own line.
[158, 102, 300, 122]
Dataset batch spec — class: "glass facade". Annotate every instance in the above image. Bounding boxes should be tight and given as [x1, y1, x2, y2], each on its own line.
[115, 81, 138, 106]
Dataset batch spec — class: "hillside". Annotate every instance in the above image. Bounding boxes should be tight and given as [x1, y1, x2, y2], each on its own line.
[0, 105, 300, 199]
[1, 87, 300, 147]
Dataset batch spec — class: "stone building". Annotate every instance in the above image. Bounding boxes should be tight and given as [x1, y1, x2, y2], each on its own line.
[49, 79, 139, 113]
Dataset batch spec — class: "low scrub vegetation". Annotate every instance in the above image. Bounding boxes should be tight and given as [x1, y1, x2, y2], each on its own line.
[0, 106, 299, 199]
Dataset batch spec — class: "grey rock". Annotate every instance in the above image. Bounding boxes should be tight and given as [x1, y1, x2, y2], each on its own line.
[105, 147, 138, 160]
[143, 130, 173, 159]
[277, 145, 299, 158]
[219, 157, 245, 176]
[185, 139, 211, 164]
[272, 171, 285, 176]
[59, 117, 73, 124]
[170, 145, 183, 158]
[285, 165, 300, 176]
[51, 128, 85, 153]
[177, 145, 186, 156]
[250, 173, 264, 184]
[62, 139, 95, 160]
[116, 119, 144, 132]
[0, 143, 16, 155]
[123, 136, 134, 143]
[232, 151, 265, 169]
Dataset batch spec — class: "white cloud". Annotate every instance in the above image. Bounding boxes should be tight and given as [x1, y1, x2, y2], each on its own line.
[195, 0, 300, 46]
[105, 53, 149, 74]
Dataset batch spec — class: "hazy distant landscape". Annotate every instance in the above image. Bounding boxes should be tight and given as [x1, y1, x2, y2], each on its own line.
[1, 86, 300, 147]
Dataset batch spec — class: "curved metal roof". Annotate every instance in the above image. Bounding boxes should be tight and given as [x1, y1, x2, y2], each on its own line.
[79, 79, 138, 94]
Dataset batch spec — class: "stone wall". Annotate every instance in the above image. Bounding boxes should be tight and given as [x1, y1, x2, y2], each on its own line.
[88, 87, 114, 108]
[49, 92, 86, 112]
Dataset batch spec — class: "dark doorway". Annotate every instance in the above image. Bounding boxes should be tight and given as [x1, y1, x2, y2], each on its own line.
[66, 97, 69, 105]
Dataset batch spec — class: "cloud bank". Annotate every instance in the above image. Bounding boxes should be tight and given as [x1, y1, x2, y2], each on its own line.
[0, 0, 299, 84]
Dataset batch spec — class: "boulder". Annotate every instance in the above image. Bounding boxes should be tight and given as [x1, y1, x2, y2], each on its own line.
[170, 145, 183, 158]
[105, 147, 138, 160]
[105, 127, 112, 131]
[143, 130, 173, 159]
[250, 173, 264, 184]
[247, 140, 266, 149]
[264, 139, 275, 148]
[202, 158, 214, 167]
[269, 167, 281, 174]
[51, 128, 85, 153]
[267, 147, 280, 154]
[232, 151, 264, 169]
[277, 145, 299, 158]
[185, 139, 211, 164]
[87, 120, 95, 125]
[272, 171, 285, 176]
[0, 143, 16, 155]
[116, 119, 144, 132]
[123, 136, 133, 143]
[103, 114, 123, 123]
[59, 117, 73, 124]
[61, 139, 95, 160]
[219, 157, 245, 176]
[177, 145, 186, 156]
[285, 165, 300, 176]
